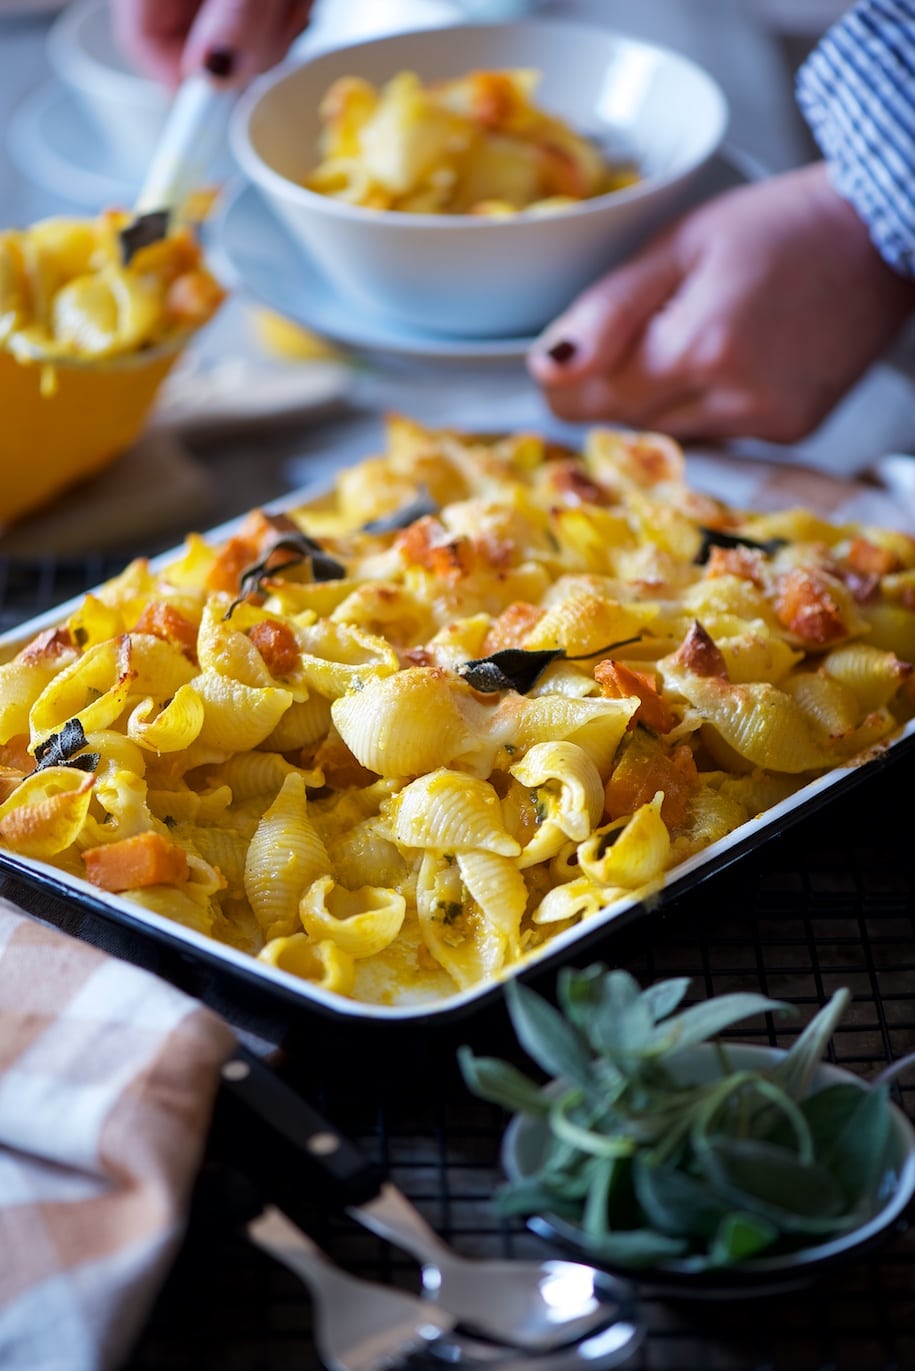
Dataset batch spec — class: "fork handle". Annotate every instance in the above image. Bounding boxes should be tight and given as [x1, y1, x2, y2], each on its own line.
[217, 1046, 385, 1212]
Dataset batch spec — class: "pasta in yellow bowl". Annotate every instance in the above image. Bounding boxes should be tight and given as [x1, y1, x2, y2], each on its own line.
[1, 418, 914, 1011]
[0, 209, 224, 527]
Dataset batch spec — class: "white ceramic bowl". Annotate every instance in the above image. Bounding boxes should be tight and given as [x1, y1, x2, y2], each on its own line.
[47, 0, 169, 168]
[230, 21, 728, 339]
[502, 1043, 915, 1297]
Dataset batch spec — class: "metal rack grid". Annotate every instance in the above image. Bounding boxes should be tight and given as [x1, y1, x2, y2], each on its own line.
[3, 554, 914, 1371]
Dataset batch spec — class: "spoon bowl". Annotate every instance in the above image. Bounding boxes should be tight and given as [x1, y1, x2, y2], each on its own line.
[353, 1181, 622, 1352]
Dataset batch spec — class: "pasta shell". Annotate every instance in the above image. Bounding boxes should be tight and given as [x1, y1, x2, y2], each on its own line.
[820, 643, 912, 713]
[29, 638, 136, 747]
[0, 633, 79, 745]
[244, 772, 330, 940]
[532, 874, 618, 925]
[415, 852, 504, 989]
[510, 741, 604, 855]
[260, 695, 332, 752]
[126, 633, 197, 698]
[522, 592, 643, 658]
[300, 876, 406, 957]
[297, 621, 400, 699]
[0, 766, 94, 857]
[332, 668, 485, 777]
[494, 693, 637, 778]
[127, 684, 205, 753]
[392, 770, 520, 856]
[455, 850, 525, 963]
[258, 933, 355, 996]
[192, 672, 292, 752]
[578, 792, 670, 890]
[663, 666, 830, 773]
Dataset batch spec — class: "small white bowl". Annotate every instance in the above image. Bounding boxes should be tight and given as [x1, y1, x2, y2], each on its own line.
[47, 0, 169, 168]
[231, 20, 728, 339]
[502, 1043, 915, 1298]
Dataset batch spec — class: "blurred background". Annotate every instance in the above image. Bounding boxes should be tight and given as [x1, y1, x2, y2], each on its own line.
[5, 0, 913, 566]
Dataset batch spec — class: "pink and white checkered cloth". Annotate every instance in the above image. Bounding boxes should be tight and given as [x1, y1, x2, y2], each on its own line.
[0, 897, 236, 1371]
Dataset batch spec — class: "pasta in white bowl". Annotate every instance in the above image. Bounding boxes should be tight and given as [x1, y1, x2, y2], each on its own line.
[1, 417, 914, 1019]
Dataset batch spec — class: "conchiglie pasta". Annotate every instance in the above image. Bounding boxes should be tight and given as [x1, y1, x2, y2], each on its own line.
[243, 772, 331, 940]
[192, 672, 293, 751]
[300, 875, 406, 957]
[392, 769, 519, 856]
[2, 416, 914, 1008]
[577, 793, 670, 890]
[0, 766, 94, 857]
[332, 668, 488, 777]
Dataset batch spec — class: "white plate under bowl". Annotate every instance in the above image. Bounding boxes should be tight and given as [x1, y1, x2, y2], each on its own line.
[7, 79, 140, 208]
[502, 1043, 915, 1297]
[211, 178, 537, 362]
[214, 148, 752, 362]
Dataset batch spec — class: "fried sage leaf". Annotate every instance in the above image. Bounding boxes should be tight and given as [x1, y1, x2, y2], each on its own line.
[694, 526, 786, 565]
[32, 718, 100, 774]
[119, 210, 170, 266]
[361, 488, 438, 534]
[458, 636, 642, 695]
[226, 533, 346, 617]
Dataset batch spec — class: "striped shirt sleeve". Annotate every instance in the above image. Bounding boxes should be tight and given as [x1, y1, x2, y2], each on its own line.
[796, 0, 915, 277]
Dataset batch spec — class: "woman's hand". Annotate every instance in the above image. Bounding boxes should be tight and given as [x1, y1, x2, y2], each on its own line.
[110, 0, 314, 88]
[527, 162, 915, 443]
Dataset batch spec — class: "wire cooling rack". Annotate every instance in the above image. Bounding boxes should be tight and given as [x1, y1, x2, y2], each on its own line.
[3, 552, 915, 1371]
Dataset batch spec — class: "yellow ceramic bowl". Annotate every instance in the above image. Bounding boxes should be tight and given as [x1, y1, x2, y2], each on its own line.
[0, 341, 183, 527]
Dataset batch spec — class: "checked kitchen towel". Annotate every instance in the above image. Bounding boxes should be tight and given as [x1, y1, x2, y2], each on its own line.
[0, 897, 236, 1371]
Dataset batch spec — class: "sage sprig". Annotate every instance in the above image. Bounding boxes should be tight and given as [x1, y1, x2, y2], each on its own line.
[459, 967, 893, 1270]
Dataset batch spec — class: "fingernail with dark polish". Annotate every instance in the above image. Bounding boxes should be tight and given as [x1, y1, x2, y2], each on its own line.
[204, 47, 236, 79]
[547, 339, 577, 364]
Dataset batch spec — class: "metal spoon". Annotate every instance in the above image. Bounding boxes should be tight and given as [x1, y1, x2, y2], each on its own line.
[220, 1048, 623, 1354]
[352, 1180, 619, 1353]
[250, 1203, 642, 1371]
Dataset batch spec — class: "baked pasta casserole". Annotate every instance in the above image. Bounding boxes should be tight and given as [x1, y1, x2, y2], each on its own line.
[1, 419, 913, 1006]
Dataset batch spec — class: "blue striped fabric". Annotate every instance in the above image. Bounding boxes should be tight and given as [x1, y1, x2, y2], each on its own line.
[797, 0, 915, 277]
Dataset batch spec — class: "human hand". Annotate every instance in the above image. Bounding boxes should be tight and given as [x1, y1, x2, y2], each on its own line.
[110, 0, 314, 88]
[527, 162, 915, 443]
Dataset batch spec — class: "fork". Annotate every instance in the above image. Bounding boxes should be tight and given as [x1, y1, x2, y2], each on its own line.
[248, 1204, 456, 1371]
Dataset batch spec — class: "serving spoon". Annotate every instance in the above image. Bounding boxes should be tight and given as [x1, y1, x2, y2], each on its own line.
[134, 71, 234, 218]
[219, 1048, 623, 1355]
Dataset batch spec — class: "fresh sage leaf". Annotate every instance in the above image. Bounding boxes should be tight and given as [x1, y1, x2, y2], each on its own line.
[770, 988, 851, 1100]
[805, 1081, 891, 1207]
[504, 980, 596, 1090]
[459, 649, 563, 695]
[456, 1047, 549, 1116]
[584, 970, 656, 1066]
[460, 966, 882, 1271]
[708, 1212, 779, 1266]
[633, 1158, 729, 1239]
[655, 992, 791, 1056]
[119, 209, 170, 266]
[494, 1177, 584, 1219]
[642, 977, 692, 1025]
[581, 1155, 617, 1239]
[698, 1137, 852, 1233]
[576, 1228, 689, 1268]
